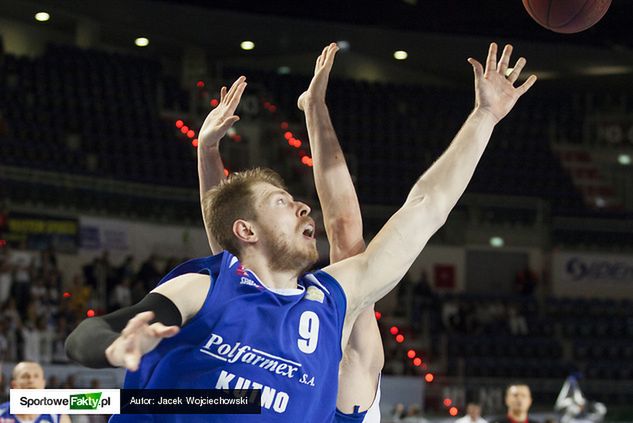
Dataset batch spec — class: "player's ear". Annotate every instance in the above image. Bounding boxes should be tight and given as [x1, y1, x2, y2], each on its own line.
[233, 219, 258, 244]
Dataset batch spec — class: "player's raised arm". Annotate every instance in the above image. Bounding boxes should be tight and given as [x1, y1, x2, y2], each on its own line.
[65, 273, 209, 370]
[326, 43, 537, 326]
[198, 76, 247, 254]
[299, 43, 365, 261]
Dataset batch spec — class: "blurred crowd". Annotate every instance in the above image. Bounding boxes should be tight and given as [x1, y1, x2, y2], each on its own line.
[0, 245, 187, 366]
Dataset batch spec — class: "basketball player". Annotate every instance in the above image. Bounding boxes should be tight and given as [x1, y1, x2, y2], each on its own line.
[194, 43, 381, 421]
[66, 42, 536, 422]
[491, 384, 537, 423]
[0, 361, 71, 423]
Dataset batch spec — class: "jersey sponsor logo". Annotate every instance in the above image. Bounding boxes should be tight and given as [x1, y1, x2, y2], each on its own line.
[236, 264, 247, 276]
[304, 286, 324, 303]
[201, 333, 301, 379]
[215, 370, 290, 414]
[239, 276, 262, 289]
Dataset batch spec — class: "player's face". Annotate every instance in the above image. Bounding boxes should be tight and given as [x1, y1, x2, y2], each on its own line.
[467, 404, 481, 419]
[252, 183, 318, 273]
[506, 385, 532, 414]
[11, 362, 46, 389]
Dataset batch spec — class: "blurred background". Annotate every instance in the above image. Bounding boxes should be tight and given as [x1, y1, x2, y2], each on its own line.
[0, 0, 632, 421]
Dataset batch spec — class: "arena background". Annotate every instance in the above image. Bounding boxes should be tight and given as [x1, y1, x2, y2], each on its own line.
[1, 0, 632, 421]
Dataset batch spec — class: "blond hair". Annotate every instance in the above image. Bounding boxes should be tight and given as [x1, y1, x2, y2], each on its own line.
[202, 168, 286, 256]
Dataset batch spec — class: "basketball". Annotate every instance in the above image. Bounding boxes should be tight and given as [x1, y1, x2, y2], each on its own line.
[522, 0, 612, 33]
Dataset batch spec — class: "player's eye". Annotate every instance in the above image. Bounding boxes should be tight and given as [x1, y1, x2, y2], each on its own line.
[276, 198, 286, 205]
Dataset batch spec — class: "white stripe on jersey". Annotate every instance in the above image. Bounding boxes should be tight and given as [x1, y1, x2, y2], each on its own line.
[304, 274, 331, 295]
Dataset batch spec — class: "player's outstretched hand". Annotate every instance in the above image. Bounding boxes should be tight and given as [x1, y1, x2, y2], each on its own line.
[298, 43, 339, 111]
[105, 311, 180, 371]
[467, 43, 537, 123]
[199, 76, 247, 149]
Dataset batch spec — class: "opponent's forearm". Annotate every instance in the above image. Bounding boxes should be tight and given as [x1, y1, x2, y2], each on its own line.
[407, 108, 496, 214]
[64, 317, 120, 368]
[340, 108, 498, 313]
[303, 101, 364, 260]
[198, 144, 226, 253]
[65, 293, 182, 368]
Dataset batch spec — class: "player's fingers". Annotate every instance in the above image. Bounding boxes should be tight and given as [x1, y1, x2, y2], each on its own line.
[124, 351, 141, 372]
[485, 42, 498, 74]
[318, 45, 328, 68]
[225, 76, 246, 105]
[149, 323, 181, 338]
[227, 82, 247, 112]
[219, 86, 227, 102]
[497, 44, 513, 74]
[121, 311, 154, 337]
[221, 116, 240, 129]
[467, 58, 484, 80]
[516, 74, 538, 96]
[122, 334, 142, 371]
[324, 43, 339, 68]
[507, 57, 526, 83]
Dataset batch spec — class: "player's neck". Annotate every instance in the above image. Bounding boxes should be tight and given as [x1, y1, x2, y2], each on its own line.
[240, 255, 299, 290]
[508, 410, 528, 422]
[16, 413, 39, 421]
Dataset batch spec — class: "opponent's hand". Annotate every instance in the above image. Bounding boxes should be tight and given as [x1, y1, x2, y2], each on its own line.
[467, 43, 537, 123]
[298, 43, 339, 111]
[199, 76, 247, 149]
[105, 311, 180, 371]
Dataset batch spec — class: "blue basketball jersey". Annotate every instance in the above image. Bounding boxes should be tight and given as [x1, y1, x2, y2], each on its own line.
[112, 251, 347, 423]
[0, 401, 60, 422]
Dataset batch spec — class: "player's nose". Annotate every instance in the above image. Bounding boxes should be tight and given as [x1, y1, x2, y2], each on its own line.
[296, 201, 310, 217]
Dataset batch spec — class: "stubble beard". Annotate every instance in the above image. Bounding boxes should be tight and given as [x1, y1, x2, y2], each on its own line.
[260, 225, 318, 275]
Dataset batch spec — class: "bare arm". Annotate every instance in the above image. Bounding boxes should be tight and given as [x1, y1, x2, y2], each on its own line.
[198, 77, 247, 253]
[299, 43, 365, 262]
[325, 43, 537, 333]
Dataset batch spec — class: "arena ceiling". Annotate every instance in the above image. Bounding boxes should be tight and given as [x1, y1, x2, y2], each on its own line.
[1, 0, 633, 87]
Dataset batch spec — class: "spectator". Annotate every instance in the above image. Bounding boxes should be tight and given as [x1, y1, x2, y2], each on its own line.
[116, 255, 135, 281]
[402, 404, 429, 423]
[12, 256, 32, 314]
[0, 255, 12, 305]
[0, 361, 71, 422]
[110, 277, 132, 311]
[0, 321, 8, 361]
[20, 318, 41, 362]
[48, 374, 60, 389]
[137, 254, 161, 291]
[391, 403, 406, 422]
[0, 372, 7, 403]
[456, 402, 488, 423]
[508, 306, 528, 336]
[491, 384, 537, 423]
[52, 316, 71, 363]
[63, 374, 76, 389]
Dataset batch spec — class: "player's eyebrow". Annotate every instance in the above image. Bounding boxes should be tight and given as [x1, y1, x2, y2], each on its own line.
[264, 189, 294, 203]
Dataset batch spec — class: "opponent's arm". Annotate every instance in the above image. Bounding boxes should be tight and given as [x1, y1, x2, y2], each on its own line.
[198, 77, 247, 253]
[299, 43, 365, 262]
[65, 273, 209, 370]
[326, 43, 537, 325]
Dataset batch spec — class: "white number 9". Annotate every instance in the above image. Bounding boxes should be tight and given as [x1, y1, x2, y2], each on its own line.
[297, 311, 320, 354]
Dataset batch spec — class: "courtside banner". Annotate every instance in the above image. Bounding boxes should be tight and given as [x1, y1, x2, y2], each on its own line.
[10, 389, 261, 414]
[10, 389, 120, 414]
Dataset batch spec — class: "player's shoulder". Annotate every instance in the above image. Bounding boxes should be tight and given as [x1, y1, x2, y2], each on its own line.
[0, 401, 11, 416]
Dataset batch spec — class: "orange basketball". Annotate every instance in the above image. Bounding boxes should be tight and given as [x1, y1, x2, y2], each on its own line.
[522, 0, 612, 33]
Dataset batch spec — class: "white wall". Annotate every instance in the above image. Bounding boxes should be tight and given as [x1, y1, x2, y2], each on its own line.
[56, 215, 209, 283]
